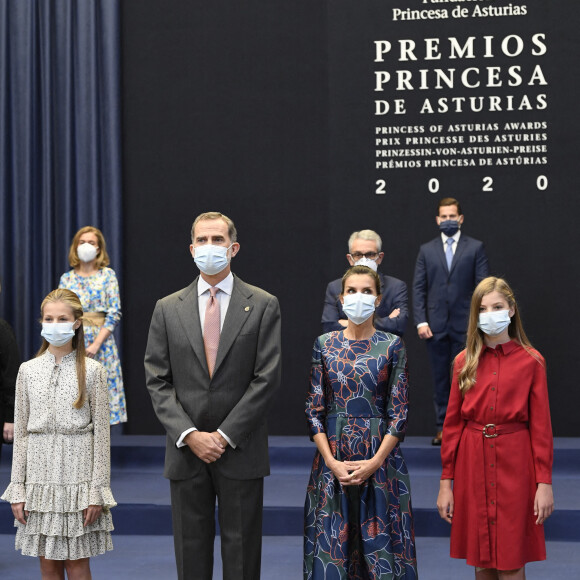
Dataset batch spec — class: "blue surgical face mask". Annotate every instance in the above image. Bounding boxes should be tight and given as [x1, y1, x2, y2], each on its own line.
[41, 322, 77, 347]
[439, 220, 460, 237]
[193, 244, 232, 276]
[342, 293, 377, 325]
[353, 257, 378, 272]
[478, 310, 511, 336]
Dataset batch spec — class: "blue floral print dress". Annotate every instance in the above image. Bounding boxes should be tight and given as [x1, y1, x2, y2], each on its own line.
[59, 268, 127, 425]
[304, 331, 417, 579]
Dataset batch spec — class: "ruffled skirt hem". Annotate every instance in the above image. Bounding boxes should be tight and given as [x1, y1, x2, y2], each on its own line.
[15, 527, 113, 560]
[21, 482, 116, 512]
[7, 481, 116, 560]
[14, 508, 114, 537]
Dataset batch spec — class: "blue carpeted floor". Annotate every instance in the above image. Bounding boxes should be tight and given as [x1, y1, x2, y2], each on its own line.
[1, 436, 579, 578]
[1, 536, 579, 579]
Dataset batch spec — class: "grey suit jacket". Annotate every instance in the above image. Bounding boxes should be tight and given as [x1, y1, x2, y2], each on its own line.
[145, 274, 281, 481]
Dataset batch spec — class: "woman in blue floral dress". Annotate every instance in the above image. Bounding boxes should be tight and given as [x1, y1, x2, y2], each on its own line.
[59, 226, 127, 425]
[304, 265, 417, 579]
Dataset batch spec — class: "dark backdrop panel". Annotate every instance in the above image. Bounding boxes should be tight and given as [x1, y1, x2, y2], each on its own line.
[123, 1, 580, 436]
[121, 1, 328, 435]
[326, 1, 580, 436]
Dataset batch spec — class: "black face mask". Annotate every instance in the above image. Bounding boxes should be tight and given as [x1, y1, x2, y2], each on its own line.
[439, 220, 460, 236]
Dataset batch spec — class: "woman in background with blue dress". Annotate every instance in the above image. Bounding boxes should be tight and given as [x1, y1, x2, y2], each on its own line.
[304, 265, 417, 579]
[59, 226, 127, 425]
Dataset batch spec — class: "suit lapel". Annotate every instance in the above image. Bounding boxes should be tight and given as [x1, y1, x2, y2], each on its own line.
[176, 277, 209, 375]
[449, 235, 467, 276]
[213, 275, 253, 377]
[433, 238, 448, 274]
[379, 273, 387, 293]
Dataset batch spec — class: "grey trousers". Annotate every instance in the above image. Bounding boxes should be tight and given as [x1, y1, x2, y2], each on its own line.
[170, 465, 264, 580]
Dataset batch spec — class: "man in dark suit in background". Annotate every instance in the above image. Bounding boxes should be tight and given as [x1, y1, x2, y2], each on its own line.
[322, 229, 408, 336]
[145, 212, 282, 580]
[413, 198, 489, 445]
[0, 303, 20, 458]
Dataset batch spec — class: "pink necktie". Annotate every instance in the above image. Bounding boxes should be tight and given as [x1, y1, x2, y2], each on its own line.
[204, 287, 220, 377]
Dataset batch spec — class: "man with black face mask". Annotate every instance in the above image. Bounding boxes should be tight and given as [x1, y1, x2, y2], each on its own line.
[413, 198, 489, 445]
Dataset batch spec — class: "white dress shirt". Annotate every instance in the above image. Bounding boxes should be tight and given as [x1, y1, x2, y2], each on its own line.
[197, 272, 233, 331]
[177, 272, 236, 449]
[441, 229, 461, 256]
[417, 230, 462, 328]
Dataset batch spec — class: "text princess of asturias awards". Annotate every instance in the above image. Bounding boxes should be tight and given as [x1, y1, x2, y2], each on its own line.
[394, 1, 528, 21]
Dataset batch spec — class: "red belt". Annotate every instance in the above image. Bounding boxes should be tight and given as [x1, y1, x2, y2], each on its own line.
[465, 420, 528, 563]
[466, 420, 528, 438]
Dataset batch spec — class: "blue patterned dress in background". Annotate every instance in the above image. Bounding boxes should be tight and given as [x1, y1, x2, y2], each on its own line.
[59, 267, 127, 425]
[304, 331, 417, 579]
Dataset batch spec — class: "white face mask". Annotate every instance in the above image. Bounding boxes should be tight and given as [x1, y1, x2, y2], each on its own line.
[41, 322, 77, 347]
[353, 257, 378, 272]
[478, 310, 511, 336]
[193, 244, 232, 276]
[342, 293, 377, 325]
[77, 243, 98, 263]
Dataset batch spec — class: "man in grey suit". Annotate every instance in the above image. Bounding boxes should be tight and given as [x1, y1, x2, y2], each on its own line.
[145, 211, 282, 580]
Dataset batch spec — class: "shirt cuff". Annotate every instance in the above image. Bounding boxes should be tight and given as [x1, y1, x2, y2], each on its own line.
[218, 429, 236, 449]
[417, 322, 428, 328]
[176, 427, 197, 448]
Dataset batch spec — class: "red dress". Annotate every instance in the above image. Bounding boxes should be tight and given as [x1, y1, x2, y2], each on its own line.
[441, 340, 553, 570]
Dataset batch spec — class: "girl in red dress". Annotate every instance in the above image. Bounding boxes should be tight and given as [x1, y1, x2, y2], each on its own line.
[437, 277, 554, 580]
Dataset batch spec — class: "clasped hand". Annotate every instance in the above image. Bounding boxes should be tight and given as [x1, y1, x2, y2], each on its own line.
[330, 459, 378, 486]
[185, 431, 226, 463]
[85, 341, 101, 359]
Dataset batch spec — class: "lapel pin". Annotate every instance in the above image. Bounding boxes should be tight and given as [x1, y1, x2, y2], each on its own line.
[244, 306, 250, 312]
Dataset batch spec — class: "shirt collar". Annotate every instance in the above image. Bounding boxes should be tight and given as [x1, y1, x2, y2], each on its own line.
[441, 229, 462, 244]
[43, 349, 77, 364]
[197, 272, 234, 296]
[483, 339, 519, 356]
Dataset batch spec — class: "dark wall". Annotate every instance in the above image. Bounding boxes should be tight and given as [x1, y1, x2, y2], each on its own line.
[121, 1, 329, 436]
[122, 1, 580, 437]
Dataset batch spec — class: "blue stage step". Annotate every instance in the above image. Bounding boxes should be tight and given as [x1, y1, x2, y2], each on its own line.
[1, 436, 578, 540]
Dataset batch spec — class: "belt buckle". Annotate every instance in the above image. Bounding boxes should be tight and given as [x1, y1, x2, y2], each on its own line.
[483, 424, 498, 438]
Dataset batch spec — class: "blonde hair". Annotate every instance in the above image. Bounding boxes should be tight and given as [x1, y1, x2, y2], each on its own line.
[37, 289, 87, 409]
[458, 276, 537, 395]
[68, 226, 110, 269]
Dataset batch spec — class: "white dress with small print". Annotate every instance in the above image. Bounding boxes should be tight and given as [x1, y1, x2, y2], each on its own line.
[1, 351, 116, 560]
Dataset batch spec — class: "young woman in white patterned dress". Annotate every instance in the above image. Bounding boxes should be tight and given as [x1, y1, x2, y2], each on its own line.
[1, 289, 115, 579]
